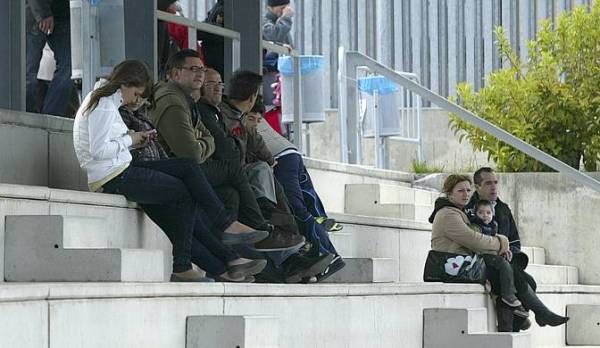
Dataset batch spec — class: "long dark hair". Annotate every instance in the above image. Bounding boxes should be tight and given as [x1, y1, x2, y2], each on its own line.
[83, 59, 153, 115]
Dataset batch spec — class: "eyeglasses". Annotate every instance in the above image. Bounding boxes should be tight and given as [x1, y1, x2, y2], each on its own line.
[180, 65, 207, 74]
[204, 81, 224, 89]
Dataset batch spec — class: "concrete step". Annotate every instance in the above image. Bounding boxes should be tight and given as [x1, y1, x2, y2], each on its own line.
[520, 246, 546, 265]
[328, 214, 431, 282]
[566, 304, 600, 345]
[4, 215, 164, 282]
[423, 308, 531, 348]
[345, 184, 433, 221]
[0, 281, 597, 347]
[346, 183, 437, 205]
[321, 257, 398, 283]
[186, 315, 279, 348]
[526, 264, 579, 285]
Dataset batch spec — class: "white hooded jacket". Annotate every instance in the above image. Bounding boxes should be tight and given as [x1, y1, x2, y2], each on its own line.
[73, 81, 133, 191]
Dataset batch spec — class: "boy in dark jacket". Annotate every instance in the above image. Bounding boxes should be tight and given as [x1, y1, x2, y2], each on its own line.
[471, 200, 528, 318]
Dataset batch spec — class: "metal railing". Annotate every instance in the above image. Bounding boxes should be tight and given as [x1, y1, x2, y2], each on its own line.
[339, 47, 423, 168]
[156, 10, 241, 73]
[339, 49, 600, 192]
[262, 40, 304, 154]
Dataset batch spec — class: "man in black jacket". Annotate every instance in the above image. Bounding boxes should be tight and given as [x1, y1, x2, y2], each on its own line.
[26, 0, 73, 116]
[194, 68, 334, 283]
[466, 167, 569, 332]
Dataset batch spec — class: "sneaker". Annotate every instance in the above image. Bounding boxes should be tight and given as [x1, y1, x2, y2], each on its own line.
[253, 228, 305, 252]
[170, 264, 215, 282]
[227, 259, 267, 279]
[282, 253, 335, 283]
[316, 217, 343, 232]
[316, 255, 346, 282]
[222, 230, 269, 245]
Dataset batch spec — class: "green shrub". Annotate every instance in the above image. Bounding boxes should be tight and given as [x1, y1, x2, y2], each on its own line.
[450, 4, 600, 172]
[411, 160, 445, 174]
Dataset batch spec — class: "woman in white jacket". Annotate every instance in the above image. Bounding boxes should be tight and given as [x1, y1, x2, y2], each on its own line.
[73, 60, 267, 282]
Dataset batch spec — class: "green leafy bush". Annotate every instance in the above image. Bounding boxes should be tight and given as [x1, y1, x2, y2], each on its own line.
[450, 4, 600, 172]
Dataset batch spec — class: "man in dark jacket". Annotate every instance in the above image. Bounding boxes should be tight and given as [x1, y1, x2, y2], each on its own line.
[466, 167, 569, 332]
[25, 0, 73, 116]
[195, 68, 334, 283]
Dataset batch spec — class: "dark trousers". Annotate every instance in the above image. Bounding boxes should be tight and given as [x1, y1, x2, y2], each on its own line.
[191, 210, 239, 276]
[200, 159, 266, 229]
[483, 254, 517, 301]
[103, 158, 234, 273]
[274, 153, 337, 255]
[26, 18, 73, 116]
[488, 259, 536, 332]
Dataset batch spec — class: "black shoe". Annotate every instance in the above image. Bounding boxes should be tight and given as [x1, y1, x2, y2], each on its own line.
[535, 313, 569, 327]
[316, 255, 346, 282]
[282, 254, 335, 283]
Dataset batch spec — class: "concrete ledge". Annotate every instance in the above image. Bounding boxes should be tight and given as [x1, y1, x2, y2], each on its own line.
[186, 315, 279, 348]
[0, 108, 74, 132]
[0, 282, 486, 303]
[304, 157, 414, 183]
[0, 183, 137, 209]
[527, 265, 579, 285]
[329, 212, 431, 231]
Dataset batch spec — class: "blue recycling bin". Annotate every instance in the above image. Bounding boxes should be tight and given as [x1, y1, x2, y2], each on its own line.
[278, 55, 326, 123]
[358, 75, 401, 137]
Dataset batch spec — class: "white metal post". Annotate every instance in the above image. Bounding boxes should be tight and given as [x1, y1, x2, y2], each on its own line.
[337, 46, 349, 163]
[292, 55, 303, 153]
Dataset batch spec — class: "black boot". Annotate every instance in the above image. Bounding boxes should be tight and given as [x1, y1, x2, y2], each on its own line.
[520, 285, 569, 327]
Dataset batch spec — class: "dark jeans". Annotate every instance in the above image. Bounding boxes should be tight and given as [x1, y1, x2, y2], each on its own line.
[488, 258, 536, 332]
[103, 158, 234, 273]
[191, 210, 239, 276]
[26, 18, 73, 116]
[483, 254, 517, 301]
[200, 159, 266, 229]
[274, 153, 337, 255]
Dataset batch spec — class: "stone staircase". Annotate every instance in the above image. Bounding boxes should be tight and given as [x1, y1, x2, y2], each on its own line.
[0, 110, 597, 347]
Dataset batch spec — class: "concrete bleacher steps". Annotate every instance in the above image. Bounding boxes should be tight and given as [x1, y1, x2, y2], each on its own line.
[0, 281, 597, 348]
[423, 307, 531, 347]
[4, 215, 164, 282]
[186, 315, 279, 348]
[344, 183, 435, 222]
[0, 183, 172, 281]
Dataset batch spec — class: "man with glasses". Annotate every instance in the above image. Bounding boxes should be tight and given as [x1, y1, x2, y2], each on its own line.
[150, 50, 303, 254]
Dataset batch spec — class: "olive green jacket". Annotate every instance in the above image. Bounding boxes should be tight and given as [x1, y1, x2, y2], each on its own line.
[149, 81, 215, 164]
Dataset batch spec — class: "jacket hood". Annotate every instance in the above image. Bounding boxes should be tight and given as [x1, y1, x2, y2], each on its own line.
[150, 81, 191, 125]
[428, 197, 464, 223]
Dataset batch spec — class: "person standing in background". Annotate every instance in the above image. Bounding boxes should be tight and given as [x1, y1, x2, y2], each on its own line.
[25, 0, 73, 117]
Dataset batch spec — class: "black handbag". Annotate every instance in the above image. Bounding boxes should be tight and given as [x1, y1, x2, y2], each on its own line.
[423, 250, 487, 284]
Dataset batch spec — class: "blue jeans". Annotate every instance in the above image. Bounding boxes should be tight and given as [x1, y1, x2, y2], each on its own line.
[26, 18, 73, 116]
[273, 153, 337, 255]
[103, 158, 235, 273]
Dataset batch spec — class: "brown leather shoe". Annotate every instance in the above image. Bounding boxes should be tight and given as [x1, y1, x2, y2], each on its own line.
[253, 227, 305, 252]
